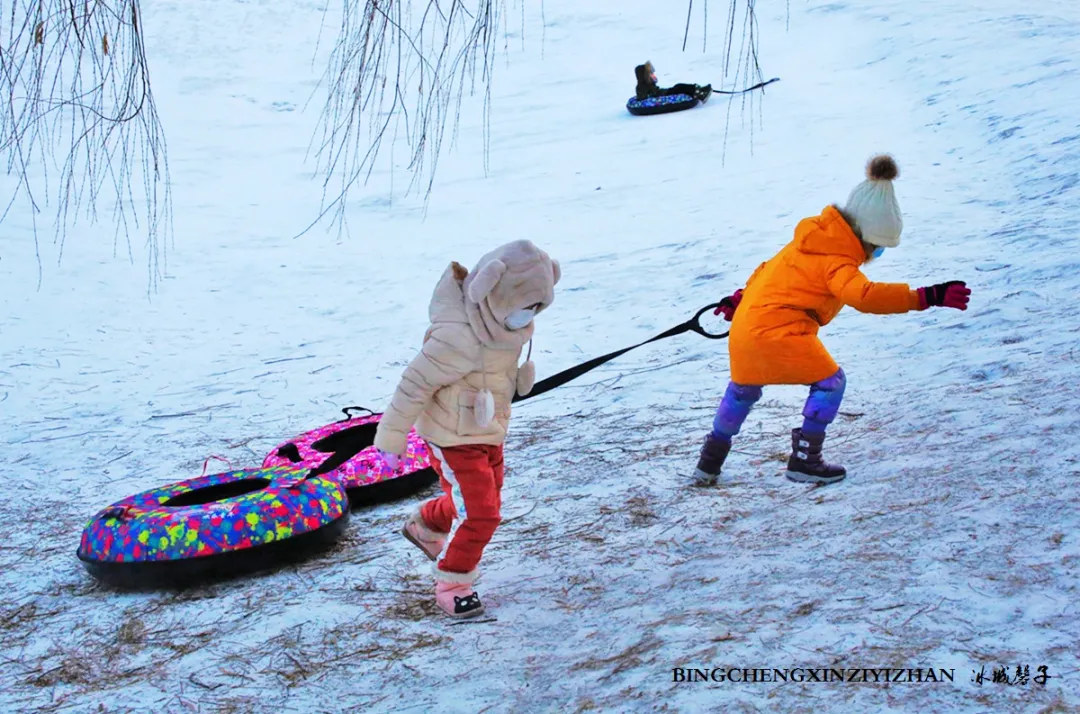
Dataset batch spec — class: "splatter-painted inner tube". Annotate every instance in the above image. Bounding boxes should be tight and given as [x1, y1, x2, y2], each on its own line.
[262, 408, 437, 506]
[77, 466, 349, 587]
[626, 93, 700, 116]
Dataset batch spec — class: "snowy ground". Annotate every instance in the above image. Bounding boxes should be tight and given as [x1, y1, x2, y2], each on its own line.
[2, 0, 1079, 711]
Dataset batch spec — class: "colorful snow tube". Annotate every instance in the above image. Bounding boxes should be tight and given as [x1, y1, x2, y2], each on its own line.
[262, 407, 438, 507]
[77, 465, 349, 587]
[626, 93, 700, 116]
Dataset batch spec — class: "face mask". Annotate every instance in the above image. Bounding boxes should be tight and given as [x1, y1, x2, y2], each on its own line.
[871, 246, 885, 259]
[504, 307, 537, 331]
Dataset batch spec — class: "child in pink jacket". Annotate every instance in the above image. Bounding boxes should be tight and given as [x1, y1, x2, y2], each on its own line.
[374, 240, 561, 618]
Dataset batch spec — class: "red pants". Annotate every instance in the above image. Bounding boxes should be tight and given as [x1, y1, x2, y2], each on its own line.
[421, 443, 504, 579]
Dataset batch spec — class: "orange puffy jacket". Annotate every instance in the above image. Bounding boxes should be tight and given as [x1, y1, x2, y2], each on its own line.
[728, 205, 922, 386]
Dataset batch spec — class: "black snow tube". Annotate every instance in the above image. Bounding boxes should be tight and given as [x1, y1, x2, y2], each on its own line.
[626, 93, 700, 116]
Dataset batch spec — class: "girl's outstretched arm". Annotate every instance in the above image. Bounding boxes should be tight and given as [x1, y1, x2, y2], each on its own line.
[825, 259, 922, 314]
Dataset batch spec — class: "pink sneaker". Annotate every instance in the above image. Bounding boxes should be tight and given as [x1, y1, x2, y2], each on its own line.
[435, 580, 485, 618]
[401, 510, 445, 561]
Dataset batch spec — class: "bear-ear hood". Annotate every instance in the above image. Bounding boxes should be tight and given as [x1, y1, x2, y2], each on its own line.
[427, 261, 472, 326]
[461, 240, 561, 350]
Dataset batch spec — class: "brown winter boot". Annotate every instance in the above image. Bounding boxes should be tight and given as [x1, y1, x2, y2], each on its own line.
[786, 428, 846, 484]
[691, 434, 732, 486]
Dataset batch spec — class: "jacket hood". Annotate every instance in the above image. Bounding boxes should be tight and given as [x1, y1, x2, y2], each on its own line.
[428, 262, 472, 326]
[793, 205, 867, 263]
[428, 260, 533, 350]
[461, 240, 560, 350]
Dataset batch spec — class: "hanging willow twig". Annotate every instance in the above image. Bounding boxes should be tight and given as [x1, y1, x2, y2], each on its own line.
[1, 0, 171, 290]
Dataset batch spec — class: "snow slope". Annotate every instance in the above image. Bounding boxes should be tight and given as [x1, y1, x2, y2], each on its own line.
[1, 0, 1078, 711]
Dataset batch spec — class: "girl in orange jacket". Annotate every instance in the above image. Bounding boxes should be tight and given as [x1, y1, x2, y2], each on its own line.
[694, 155, 971, 485]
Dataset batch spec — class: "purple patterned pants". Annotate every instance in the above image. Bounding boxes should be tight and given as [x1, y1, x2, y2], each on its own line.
[710, 368, 846, 441]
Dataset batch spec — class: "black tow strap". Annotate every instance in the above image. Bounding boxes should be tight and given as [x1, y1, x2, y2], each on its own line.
[512, 301, 730, 403]
[710, 77, 780, 95]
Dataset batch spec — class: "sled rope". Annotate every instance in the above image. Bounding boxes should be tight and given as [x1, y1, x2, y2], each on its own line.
[341, 301, 731, 414]
[512, 301, 730, 403]
[200, 454, 233, 477]
[338, 406, 375, 421]
[709, 77, 780, 95]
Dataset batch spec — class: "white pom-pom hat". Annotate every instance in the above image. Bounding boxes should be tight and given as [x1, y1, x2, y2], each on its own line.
[842, 154, 903, 248]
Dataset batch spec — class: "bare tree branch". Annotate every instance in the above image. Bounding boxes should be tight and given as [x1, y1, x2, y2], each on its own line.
[301, 0, 502, 238]
[1, 0, 171, 291]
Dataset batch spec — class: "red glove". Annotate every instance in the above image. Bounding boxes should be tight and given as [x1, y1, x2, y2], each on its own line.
[713, 289, 743, 321]
[917, 281, 971, 311]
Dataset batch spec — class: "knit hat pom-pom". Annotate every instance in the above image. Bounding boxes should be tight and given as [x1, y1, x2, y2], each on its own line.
[867, 154, 898, 181]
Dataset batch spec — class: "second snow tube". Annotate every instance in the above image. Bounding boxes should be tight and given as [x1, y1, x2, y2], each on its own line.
[626, 93, 700, 116]
[76, 466, 350, 588]
[262, 407, 438, 507]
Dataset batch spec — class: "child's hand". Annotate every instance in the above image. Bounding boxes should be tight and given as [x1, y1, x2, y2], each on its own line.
[377, 449, 402, 472]
[714, 289, 744, 320]
[917, 281, 970, 311]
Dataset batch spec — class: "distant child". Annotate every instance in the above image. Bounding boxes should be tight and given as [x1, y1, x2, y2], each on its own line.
[694, 154, 971, 485]
[634, 61, 712, 102]
[374, 240, 561, 618]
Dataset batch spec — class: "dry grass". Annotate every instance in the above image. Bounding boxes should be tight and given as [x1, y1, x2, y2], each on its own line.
[2, 380, 1077, 712]
[576, 635, 664, 682]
